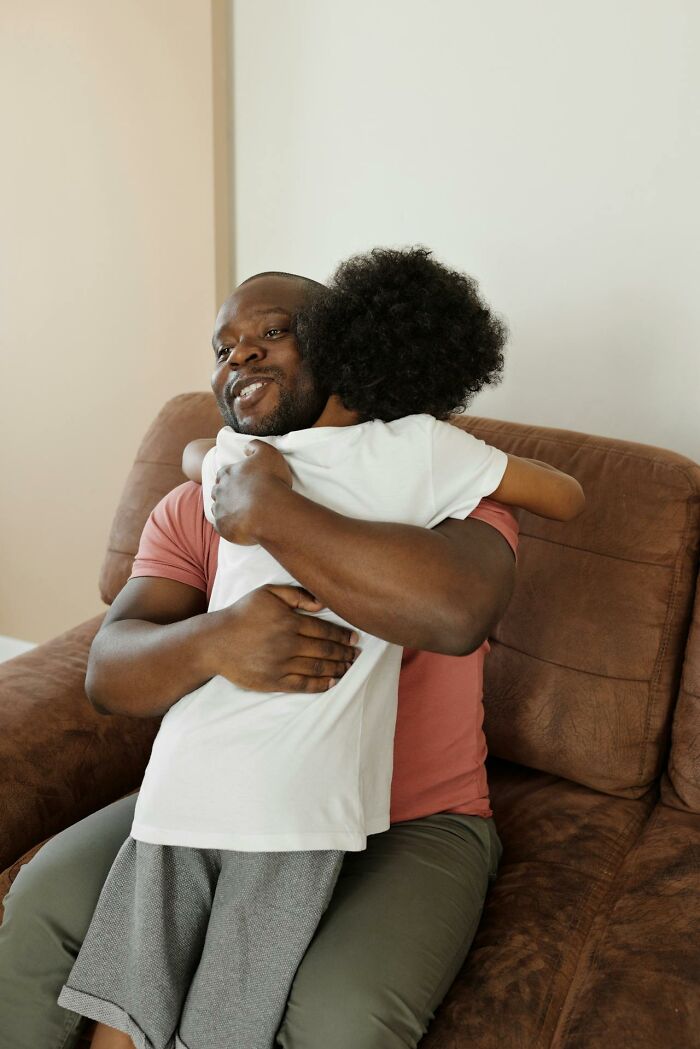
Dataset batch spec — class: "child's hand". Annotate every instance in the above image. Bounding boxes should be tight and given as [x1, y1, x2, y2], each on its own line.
[182, 438, 216, 484]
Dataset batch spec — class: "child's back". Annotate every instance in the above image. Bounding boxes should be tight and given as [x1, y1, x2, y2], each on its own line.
[130, 413, 508, 853]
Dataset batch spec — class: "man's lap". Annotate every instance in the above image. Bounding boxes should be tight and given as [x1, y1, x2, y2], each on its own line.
[278, 811, 501, 1048]
[0, 794, 500, 1049]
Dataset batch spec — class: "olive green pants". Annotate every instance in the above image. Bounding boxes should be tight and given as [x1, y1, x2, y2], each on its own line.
[0, 793, 502, 1049]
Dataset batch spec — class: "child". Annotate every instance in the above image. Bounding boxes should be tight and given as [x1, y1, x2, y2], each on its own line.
[59, 248, 584, 1049]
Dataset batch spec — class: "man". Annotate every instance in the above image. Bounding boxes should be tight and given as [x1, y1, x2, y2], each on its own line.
[0, 272, 517, 1049]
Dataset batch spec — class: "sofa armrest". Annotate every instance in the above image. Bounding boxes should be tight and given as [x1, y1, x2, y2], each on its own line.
[0, 616, 159, 871]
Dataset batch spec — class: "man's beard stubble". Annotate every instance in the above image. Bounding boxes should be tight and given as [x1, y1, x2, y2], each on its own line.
[215, 376, 329, 438]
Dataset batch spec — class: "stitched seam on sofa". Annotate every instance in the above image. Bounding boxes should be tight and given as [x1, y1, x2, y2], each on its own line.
[502, 859, 612, 879]
[551, 802, 661, 1048]
[490, 638, 649, 683]
[134, 458, 184, 468]
[638, 495, 698, 784]
[668, 760, 700, 787]
[106, 530, 679, 569]
[530, 800, 652, 1049]
[517, 531, 679, 569]
[465, 425, 700, 487]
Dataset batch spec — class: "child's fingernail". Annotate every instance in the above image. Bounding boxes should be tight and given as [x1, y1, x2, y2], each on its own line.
[350, 631, 359, 644]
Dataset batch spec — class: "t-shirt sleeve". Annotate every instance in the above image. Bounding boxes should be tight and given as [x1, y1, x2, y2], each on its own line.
[129, 481, 212, 594]
[429, 417, 509, 524]
[469, 497, 519, 560]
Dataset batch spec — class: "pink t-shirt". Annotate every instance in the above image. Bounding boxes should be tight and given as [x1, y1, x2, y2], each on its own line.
[130, 482, 518, 823]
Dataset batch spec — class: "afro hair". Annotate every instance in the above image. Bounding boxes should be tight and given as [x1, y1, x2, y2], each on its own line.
[295, 246, 507, 423]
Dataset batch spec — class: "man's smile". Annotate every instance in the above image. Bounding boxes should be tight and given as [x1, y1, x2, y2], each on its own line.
[229, 375, 277, 414]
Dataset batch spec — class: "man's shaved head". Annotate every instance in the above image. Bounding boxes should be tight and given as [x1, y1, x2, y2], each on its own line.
[238, 271, 326, 298]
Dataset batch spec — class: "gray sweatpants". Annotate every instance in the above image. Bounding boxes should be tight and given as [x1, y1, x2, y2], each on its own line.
[56, 837, 343, 1049]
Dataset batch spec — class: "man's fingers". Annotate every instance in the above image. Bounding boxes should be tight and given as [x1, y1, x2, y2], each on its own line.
[293, 635, 359, 664]
[262, 587, 361, 653]
[285, 656, 353, 681]
[265, 584, 324, 612]
[279, 674, 339, 693]
[295, 613, 359, 651]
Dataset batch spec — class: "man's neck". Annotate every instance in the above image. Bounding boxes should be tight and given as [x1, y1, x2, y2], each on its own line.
[312, 394, 362, 428]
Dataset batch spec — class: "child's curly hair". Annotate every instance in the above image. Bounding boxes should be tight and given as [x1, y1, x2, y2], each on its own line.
[295, 246, 507, 422]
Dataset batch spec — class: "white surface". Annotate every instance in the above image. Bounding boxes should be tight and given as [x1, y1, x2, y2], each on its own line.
[0, 636, 36, 662]
[230, 0, 700, 460]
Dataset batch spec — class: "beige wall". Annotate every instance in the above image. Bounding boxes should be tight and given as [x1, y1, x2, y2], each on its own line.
[0, 2, 225, 642]
[230, 0, 700, 461]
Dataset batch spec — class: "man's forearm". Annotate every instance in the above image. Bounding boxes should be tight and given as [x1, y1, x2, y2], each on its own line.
[249, 484, 514, 654]
[86, 615, 215, 717]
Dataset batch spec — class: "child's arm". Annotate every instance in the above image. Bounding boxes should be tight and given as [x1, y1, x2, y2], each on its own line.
[182, 438, 216, 484]
[490, 454, 585, 521]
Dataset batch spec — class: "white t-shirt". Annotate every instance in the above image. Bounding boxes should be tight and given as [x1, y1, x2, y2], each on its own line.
[130, 414, 508, 852]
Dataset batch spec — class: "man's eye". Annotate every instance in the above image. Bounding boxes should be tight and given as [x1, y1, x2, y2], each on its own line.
[265, 328, 287, 338]
[216, 347, 231, 361]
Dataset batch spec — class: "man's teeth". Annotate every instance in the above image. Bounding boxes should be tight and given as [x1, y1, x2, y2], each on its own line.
[238, 381, 266, 401]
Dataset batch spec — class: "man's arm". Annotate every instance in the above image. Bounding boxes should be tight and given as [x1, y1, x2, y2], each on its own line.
[196, 435, 516, 654]
[231, 482, 516, 656]
[86, 578, 360, 717]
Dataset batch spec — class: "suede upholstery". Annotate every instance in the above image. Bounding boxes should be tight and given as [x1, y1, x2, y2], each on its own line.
[662, 575, 700, 813]
[1, 393, 698, 1048]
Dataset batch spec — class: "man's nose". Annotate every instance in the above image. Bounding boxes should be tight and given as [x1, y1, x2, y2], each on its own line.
[227, 336, 265, 365]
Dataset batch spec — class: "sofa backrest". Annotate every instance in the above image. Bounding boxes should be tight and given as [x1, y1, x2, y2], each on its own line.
[99, 393, 221, 603]
[661, 574, 700, 812]
[461, 415, 700, 798]
[100, 394, 700, 800]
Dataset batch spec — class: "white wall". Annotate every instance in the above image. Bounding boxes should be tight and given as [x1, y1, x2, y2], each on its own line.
[0, 2, 219, 642]
[230, 0, 699, 460]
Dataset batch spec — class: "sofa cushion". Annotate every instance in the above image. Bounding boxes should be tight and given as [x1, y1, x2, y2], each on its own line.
[461, 417, 700, 798]
[421, 757, 656, 1049]
[551, 803, 700, 1049]
[662, 574, 700, 813]
[0, 618, 159, 873]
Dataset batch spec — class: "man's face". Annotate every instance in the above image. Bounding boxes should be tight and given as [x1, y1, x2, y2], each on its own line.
[211, 275, 328, 436]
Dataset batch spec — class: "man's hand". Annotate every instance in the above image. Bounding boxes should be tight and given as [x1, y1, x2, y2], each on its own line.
[207, 584, 360, 693]
[211, 441, 517, 653]
[211, 440, 292, 545]
[86, 576, 361, 717]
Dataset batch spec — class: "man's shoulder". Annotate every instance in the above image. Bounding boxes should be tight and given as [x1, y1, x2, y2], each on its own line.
[130, 482, 218, 595]
[153, 481, 206, 532]
[147, 480, 220, 553]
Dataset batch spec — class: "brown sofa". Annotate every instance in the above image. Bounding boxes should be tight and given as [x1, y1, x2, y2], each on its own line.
[1, 393, 699, 1048]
